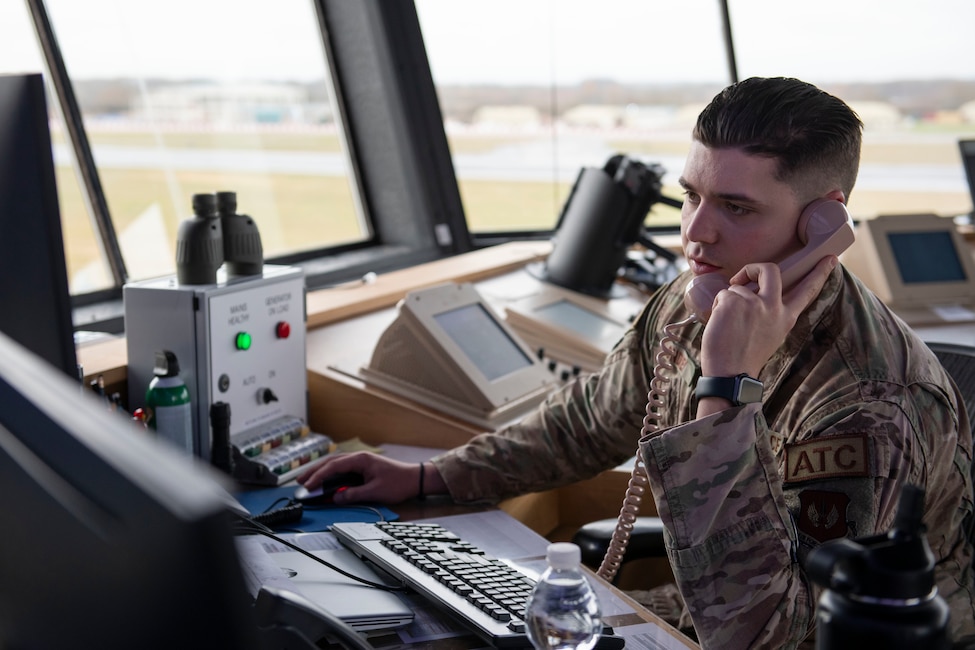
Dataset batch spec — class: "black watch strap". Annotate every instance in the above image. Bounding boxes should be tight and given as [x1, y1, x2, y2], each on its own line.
[695, 373, 764, 406]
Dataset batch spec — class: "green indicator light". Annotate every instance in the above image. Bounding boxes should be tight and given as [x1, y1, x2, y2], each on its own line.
[235, 332, 252, 350]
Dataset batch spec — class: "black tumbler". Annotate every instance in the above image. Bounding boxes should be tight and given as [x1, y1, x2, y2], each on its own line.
[806, 484, 950, 650]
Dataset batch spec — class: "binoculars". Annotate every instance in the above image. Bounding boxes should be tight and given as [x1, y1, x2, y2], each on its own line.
[175, 191, 264, 285]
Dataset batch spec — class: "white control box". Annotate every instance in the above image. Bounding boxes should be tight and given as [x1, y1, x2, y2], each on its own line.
[124, 265, 306, 460]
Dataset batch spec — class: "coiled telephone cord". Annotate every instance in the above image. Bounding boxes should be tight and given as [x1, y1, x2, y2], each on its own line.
[597, 316, 697, 582]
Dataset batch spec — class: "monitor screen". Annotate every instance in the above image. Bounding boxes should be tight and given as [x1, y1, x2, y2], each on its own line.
[503, 285, 636, 373]
[0, 72, 78, 379]
[0, 329, 260, 650]
[888, 231, 968, 284]
[433, 303, 532, 381]
[533, 299, 627, 343]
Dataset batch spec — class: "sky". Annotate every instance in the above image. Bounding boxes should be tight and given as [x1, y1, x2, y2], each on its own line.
[2, 0, 974, 85]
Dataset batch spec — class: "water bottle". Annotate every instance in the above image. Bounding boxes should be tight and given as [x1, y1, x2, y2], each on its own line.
[526, 542, 603, 650]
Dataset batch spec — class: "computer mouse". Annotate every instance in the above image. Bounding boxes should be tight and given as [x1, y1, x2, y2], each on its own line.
[293, 471, 365, 504]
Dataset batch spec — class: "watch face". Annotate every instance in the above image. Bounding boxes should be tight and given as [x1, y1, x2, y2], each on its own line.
[736, 375, 764, 405]
[695, 374, 763, 406]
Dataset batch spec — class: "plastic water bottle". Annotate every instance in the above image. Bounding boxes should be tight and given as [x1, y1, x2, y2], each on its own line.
[526, 542, 603, 650]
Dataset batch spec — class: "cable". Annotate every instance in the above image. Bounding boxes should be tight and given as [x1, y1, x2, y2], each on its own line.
[597, 315, 697, 582]
[250, 502, 305, 528]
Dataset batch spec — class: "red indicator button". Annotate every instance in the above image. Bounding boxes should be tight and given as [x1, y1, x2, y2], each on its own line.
[276, 321, 291, 339]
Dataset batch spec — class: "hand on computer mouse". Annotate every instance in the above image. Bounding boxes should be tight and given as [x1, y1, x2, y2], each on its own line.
[292, 472, 364, 505]
[296, 451, 445, 505]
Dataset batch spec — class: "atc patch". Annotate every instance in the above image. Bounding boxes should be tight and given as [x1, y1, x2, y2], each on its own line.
[798, 490, 850, 542]
[784, 434, 869, 484]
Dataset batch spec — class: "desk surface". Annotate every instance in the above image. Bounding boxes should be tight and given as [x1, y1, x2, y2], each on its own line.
[320, 501, 698, 650]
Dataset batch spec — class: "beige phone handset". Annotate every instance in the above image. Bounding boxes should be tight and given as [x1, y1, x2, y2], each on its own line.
[595, 199, 855, 581]
[683, 199, 856, 321]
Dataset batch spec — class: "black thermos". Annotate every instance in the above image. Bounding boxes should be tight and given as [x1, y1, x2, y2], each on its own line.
[805, 484, 950, 649]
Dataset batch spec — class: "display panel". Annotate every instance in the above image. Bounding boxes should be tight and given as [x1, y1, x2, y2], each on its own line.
[504, 286, 635, 372]
[361, 282, 556, 428]
[433, 303, 532, 381]
[841, 213, 975, 325]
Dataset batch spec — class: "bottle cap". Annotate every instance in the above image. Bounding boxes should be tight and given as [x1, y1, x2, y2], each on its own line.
[546, 542, 581, 570]
[153, 350, 180, 377]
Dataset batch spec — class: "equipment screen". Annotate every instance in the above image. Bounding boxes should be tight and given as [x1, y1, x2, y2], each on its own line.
[888, 231, 967, 284]
[434, 303, 532, 381]
[533, 299, 625, 342]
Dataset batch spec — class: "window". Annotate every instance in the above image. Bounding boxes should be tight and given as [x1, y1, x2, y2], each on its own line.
[42, 0, 367, 291]
[5, 1, 469, 329]
[0, 2, 107, 294]
[729, 0, 975, 220]
[416, 0, 729, 237]
[9, 0, 973, 327]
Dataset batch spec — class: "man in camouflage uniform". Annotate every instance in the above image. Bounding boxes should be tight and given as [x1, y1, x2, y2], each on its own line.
[299, 77, 975, 648]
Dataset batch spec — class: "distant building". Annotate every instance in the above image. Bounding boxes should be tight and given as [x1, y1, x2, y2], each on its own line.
[847, 101, 902, 130]
[470, 105, 542, 130]
[131, 82, 332, 125]
[960, 100, 975, 124]
[561, 104, 624, 129]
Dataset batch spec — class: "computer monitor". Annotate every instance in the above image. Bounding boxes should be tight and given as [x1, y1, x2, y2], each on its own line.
[841, 213, 975, 326]
[360, 282, 557, 429]
[504, 285, 634, 373]
[0, 72, 78, 379]
[0, 329, 260, 649]
[961, 139, 975, 217]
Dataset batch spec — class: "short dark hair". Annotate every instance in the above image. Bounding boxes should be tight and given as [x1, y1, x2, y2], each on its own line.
[693, 77, 863, 202]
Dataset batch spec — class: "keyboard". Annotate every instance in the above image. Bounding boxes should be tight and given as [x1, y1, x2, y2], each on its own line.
[331, 521, 624, 649]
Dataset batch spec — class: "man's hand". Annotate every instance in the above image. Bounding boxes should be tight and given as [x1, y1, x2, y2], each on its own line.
[700, 255, 838, 379]
[295, 451, 446, 505]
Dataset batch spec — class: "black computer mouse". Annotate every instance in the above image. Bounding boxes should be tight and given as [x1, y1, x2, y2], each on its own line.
[293, 471, 365, 505]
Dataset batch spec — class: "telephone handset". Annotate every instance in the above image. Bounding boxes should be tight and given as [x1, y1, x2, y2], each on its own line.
[683, 199, 856, 322]
[596, 199, 855, 582]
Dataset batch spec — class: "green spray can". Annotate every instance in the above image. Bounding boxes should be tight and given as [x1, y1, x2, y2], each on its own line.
[145, 350, 193, 454]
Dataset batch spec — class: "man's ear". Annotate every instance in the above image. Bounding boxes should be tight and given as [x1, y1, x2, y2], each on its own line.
[824, 189, 846, 204]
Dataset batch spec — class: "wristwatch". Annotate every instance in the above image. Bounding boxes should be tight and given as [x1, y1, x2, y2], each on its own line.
[695, 373, 764, 406]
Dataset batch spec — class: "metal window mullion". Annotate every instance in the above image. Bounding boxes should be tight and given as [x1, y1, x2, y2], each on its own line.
[25, 0, 128, 287]
[719, 0, 740, 84]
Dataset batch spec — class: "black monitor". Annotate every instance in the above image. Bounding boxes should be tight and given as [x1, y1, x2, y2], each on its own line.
[0, 72, 78, 379]
[961, 139, 975, 217]
[0, 329, 261, 649]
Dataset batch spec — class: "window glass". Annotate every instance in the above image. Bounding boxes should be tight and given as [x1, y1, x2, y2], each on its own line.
[729, 0, 975, 219]
[416, 0, 729, 234]
[0, 2, 112, 294]
[43, 0, 367, 286]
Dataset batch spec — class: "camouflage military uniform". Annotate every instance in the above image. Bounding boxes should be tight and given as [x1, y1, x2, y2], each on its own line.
[432, 266, 974, 648]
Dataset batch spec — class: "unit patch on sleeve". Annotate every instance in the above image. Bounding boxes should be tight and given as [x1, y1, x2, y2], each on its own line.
[784, 433, 869, 484]
[798, 490, 851, 542]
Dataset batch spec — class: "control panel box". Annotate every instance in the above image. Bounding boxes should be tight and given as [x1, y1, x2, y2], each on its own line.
[124, 265, 306, 461]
